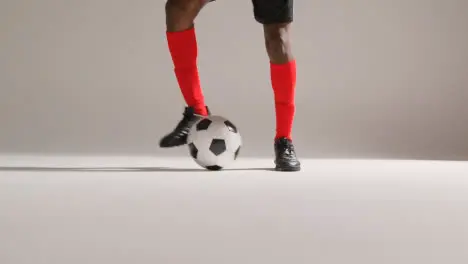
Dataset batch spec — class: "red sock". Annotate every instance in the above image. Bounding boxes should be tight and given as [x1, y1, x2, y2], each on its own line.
[270, 60, 297, 140]
[166, 27, 208, 115]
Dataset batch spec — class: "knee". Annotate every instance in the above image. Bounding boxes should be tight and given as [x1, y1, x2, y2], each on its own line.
[165, 0, 201, 31]
[264, 23, 294, 64]
[165, 0, 199, 13]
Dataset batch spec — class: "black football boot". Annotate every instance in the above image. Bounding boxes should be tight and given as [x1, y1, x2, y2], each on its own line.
[274, 137, 301, 171]
[159, 106, 210, 148]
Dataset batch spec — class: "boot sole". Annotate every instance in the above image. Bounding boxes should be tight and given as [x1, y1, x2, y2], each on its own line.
[159, 141, 188, 148]
[275, 165, 301, 172]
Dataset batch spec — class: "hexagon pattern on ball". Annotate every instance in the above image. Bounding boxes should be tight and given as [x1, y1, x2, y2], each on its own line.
[187, 115, 242, 170]
[188, 143, 198, 159]
[224, 120, 237, 133]
[209, 139, 226, 156]
[234, 146, 241, 160]
[196, 118, 212, 131]
[206, 165, 223, 171]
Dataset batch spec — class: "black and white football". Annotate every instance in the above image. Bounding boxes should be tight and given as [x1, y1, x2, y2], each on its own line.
[187, 115, 242, 170]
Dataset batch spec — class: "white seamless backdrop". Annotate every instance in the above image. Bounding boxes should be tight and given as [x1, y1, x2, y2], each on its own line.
[1, 0, 468, 160]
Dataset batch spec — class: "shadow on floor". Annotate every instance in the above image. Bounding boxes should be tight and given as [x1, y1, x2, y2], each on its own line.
[0, 166, 275, 172]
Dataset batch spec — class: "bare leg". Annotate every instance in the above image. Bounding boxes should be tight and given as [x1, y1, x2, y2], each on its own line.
[165, 0, 205, 32]
[263, 23, 294, 64]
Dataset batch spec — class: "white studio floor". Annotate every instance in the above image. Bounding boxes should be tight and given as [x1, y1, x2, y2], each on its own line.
[1, 155, 468, 264]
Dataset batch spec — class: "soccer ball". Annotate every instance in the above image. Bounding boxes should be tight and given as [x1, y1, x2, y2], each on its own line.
[187, 115, 242, 170]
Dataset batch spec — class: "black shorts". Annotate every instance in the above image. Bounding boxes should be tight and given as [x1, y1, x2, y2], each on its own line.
[206, 0, 293, 24]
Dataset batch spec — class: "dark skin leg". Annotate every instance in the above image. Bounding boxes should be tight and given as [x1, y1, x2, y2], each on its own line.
[165, 0, 206, 32]
[263, 23, 294, 64]
[166, 0, 293, 61]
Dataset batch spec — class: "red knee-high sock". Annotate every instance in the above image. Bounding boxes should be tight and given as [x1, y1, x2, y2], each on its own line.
[270, 60, 297, 140]
[166, 27, 208, 115]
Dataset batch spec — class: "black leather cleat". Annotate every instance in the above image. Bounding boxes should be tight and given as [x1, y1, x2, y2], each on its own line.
[274, 137, 301, 172]
[159, 106, 210, 148]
